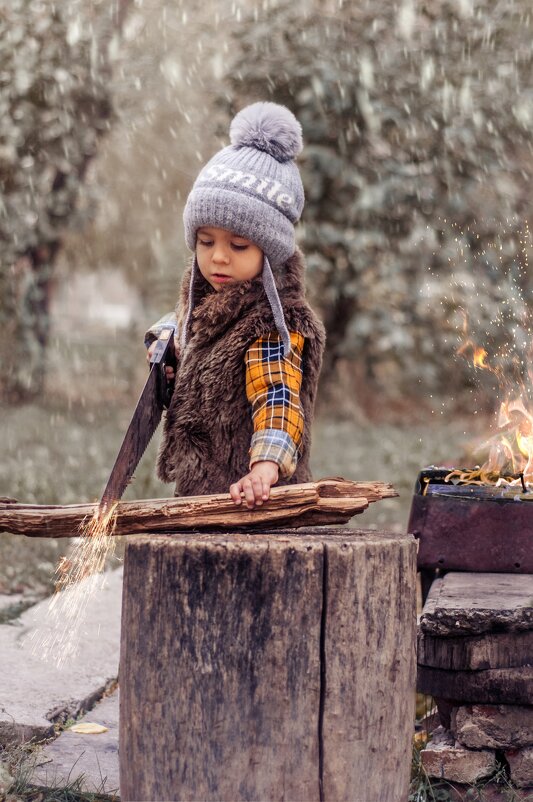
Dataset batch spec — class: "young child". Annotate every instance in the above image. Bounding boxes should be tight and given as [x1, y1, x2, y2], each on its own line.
[146, 101, 325, 508]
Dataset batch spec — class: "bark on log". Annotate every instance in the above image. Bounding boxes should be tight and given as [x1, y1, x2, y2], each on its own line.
[119, 528, 417, 802]
[0, 479, 397, 538]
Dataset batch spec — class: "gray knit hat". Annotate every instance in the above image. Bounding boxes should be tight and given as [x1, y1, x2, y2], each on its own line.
[182, 101, 305, 354]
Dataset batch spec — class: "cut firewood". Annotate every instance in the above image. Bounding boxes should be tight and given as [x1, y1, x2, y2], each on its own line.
[315, 477, 397, 502]
[0, 478, 397, 539]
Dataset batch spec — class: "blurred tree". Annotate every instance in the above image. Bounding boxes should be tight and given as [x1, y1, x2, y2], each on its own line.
[227, 0, 533, 410]
[59, 0, 231, 317]
[0, 0, 130, 402]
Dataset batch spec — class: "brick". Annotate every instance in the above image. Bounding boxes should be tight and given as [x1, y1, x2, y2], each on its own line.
[452, 704, 533, 750]
[420, 726, 497, 784]
[506, 746, 533, 788]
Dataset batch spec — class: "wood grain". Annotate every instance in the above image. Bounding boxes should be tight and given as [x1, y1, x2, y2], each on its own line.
[0, 479, 396, 538]
[418, 630, 533, 670]
[322, 532, 417, 802]
[119, 529, 417, 802]
[417, 665, 533, 705]
[120, 533, 324, 802]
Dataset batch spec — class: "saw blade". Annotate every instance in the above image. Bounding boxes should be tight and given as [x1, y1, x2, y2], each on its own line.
[99, 364, 164, 511]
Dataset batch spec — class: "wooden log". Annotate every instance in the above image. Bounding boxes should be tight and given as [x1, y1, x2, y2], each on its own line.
[0, 479, 396, 538]
[417, 665, 533, 705]
[418, 630, 533, 671]
[419, 573, 533, 637]
[119, 528, 417, 802]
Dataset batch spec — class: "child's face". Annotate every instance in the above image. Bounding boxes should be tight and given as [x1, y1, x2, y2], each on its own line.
[196, 226, 263, 291]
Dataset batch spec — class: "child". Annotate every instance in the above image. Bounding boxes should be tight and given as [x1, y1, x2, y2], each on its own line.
[146, 101, 325, 508]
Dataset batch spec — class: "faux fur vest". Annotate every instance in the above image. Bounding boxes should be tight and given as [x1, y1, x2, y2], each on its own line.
[157, 247, 326, 496]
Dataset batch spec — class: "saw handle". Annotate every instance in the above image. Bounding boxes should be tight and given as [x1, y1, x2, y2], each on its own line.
[149, 325, 177, 409]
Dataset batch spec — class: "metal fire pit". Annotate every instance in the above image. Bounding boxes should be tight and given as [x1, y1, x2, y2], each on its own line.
[408, 467, 533, 578]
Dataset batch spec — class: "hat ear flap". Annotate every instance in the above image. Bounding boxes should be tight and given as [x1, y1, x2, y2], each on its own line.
[262, 255, 291, 357]
[181, 256, 200, 350]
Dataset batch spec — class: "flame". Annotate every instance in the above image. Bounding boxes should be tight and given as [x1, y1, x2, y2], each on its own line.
[476, 395, 533, 482]
[458, 315, 533, 484]
[473, 347, 488, 368]
[457, 340, 492, 372]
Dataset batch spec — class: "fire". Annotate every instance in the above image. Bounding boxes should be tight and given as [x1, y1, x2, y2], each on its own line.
[457, 340, 492, 372]
[473, 347, 488, 368]
[458, 323, 533, 484]
[445, 221, 533, 488]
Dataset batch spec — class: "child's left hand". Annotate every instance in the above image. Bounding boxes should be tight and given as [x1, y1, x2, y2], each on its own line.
[230, 461, 279, 508]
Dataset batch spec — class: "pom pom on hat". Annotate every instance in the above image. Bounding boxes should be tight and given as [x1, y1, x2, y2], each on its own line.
[229, 101, 303, 163]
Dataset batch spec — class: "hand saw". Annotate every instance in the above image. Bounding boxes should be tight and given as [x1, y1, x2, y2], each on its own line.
[99, 325, 176, 511]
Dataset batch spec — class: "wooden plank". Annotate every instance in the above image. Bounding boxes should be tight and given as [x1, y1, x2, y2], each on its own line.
[119, 529, 417, 802]
[420, 573, 533, 636]
[322, 533, 417, 802]
[418, 629, 533, 670]
[418, 665, 533, 705]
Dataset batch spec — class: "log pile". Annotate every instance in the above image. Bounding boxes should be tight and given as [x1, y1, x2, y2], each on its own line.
[417, 572, 533, 793]
[0, 478, 397, 538]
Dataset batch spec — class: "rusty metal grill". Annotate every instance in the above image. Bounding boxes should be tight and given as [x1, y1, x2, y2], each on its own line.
[408, 467, 533, 579]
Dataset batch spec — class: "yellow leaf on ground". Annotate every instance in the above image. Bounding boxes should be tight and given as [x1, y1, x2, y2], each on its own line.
[69, 722, 109, 734]
[413, 730, 428, 748]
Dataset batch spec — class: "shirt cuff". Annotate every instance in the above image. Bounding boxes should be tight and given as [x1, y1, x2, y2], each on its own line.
[249, 429, 298, 480]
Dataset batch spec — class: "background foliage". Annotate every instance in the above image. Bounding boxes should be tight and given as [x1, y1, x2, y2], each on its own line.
[228, 0, 533, 404]
[2, 0, 533, 412]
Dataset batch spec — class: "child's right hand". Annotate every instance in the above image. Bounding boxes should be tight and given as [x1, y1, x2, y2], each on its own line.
[229, 461, 279, 508]
[146, 340, 176, 381]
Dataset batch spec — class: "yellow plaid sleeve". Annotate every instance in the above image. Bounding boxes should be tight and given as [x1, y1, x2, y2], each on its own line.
[245, 331, 305, 479]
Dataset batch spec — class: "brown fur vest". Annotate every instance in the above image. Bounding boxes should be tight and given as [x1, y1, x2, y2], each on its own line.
[157, 247, 326, 496]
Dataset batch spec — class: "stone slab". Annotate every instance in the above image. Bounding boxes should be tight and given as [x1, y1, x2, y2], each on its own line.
[420, 573, 533, 636]
[0, 567, 122, 746]
[420, 726, 496, 784]
[32, 688, 119, 796]
[452, 705, 533, 750]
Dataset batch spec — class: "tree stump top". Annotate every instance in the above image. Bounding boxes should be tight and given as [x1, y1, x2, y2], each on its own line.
[127, 526, 412, 550]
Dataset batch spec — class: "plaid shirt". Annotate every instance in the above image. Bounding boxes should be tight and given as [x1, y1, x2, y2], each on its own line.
[245, 331, 304, 479]
[146, 318, 304, 479]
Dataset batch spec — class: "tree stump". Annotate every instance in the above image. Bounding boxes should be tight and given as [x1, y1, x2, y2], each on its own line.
[119, 528, 417, 802]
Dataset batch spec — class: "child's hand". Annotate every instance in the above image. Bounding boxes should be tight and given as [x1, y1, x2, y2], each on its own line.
[230, 461, 279, 508]
[146, 340, 176, 381]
